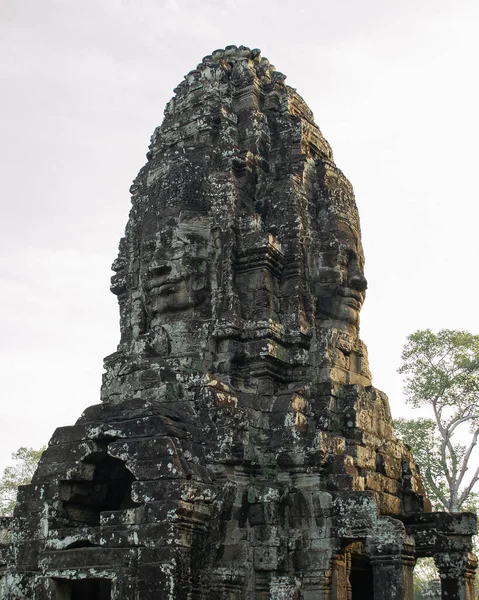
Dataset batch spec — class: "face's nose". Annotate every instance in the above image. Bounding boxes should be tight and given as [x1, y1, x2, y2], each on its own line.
[349, 271, 368, 292]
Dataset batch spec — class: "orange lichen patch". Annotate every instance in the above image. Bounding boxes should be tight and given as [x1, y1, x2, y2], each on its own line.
[295, 411, 308, 431]
[291, 394, 308, 430]
[214, 391, 238, 407]
[205, 373, 238, 407]
[291, 393, 307, 413]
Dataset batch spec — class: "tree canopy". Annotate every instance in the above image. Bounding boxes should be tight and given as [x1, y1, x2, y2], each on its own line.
[0, 446, 45, 516]
[397, 328, 479, 512]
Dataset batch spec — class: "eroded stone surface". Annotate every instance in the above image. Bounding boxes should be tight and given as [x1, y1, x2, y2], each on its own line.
[1, 45, 476, 599]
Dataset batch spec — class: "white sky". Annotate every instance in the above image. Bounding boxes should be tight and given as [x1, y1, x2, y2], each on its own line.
[1, 0, 478, 474]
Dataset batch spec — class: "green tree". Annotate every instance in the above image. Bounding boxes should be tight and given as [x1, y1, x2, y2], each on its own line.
[0, 446, 45, 516]
[396, 329, 479, 599]
[412, 558, 441, 600]
[397, 329, 479, 512]
[394, 418, 478, 598]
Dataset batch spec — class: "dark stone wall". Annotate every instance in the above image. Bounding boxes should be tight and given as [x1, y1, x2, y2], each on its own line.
[1, 46, 476, 599]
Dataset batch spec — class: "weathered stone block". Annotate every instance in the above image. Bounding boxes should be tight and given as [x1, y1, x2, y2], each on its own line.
[3, 45, 476, 600]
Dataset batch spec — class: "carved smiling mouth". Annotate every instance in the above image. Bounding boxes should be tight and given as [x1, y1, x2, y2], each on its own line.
[340, 289, 364, 308]
[147, 277, 184, 296]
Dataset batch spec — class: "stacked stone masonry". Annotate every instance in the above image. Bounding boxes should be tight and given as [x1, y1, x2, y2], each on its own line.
[0, 46, 476, 599]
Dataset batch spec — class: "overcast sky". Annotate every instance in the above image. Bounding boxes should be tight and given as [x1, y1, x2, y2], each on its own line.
[1, 0, 478, 473]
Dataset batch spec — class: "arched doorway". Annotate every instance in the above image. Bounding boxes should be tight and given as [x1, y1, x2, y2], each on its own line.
[61, 453, 138, 526]
[349, 551, 374, 599]
[54, 578, 112, 600]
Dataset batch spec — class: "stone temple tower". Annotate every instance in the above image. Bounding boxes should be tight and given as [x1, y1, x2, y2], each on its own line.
[0, 46, 477, 599]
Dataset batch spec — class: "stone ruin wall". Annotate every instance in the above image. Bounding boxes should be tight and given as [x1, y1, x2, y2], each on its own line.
[0, 45, 476, 600]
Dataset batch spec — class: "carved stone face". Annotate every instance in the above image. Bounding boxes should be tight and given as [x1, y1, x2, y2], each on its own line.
[139, 213, 211, 325]
[314, 222, 367, 326]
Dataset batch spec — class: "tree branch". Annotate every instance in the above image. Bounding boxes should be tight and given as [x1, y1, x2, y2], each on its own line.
[455, 428, 479, 492]
[433, 399, 456, 491]
[458, 461, 479, 509]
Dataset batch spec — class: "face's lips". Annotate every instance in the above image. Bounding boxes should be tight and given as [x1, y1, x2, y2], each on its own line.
[338, 288, 364, 308]
[341, 297, 361, 309]
[158, 282, 182, 296]
[146, 276, 184, 295]
[339, 287, 363, 300]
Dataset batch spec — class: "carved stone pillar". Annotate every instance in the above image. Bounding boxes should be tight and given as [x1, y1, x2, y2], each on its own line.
[300, 573, 331, 600]
[345, 552, 352, 600]
[405, 512, 478, 600]
[434, 552, 478, 600]
[330, 554, 349, 600]
[369, 552, 415, 600]
[366, 518, 416, 600]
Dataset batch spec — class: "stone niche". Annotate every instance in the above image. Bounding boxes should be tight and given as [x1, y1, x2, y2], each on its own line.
[1, 45, 476, 599]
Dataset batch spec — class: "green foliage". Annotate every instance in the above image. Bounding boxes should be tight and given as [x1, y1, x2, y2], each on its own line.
[394, 418, 449, 511]
[399, 329, 479, 414]
[0, 446, 45, 516]
[398, 329, 479, 512]
[413, 558, 441, 600]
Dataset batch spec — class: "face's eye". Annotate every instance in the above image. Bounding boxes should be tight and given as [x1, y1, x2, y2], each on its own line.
[347, 251, 365, 276]
[142, 239, 156, 251]
[316, 268, 341, 285]
[171, 237, 188, 251]
[141, 239, 156, 257]
[338, 254, 349, 268]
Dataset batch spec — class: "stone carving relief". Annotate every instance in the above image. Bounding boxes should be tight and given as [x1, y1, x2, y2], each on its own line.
[1, 46, 476, 600]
